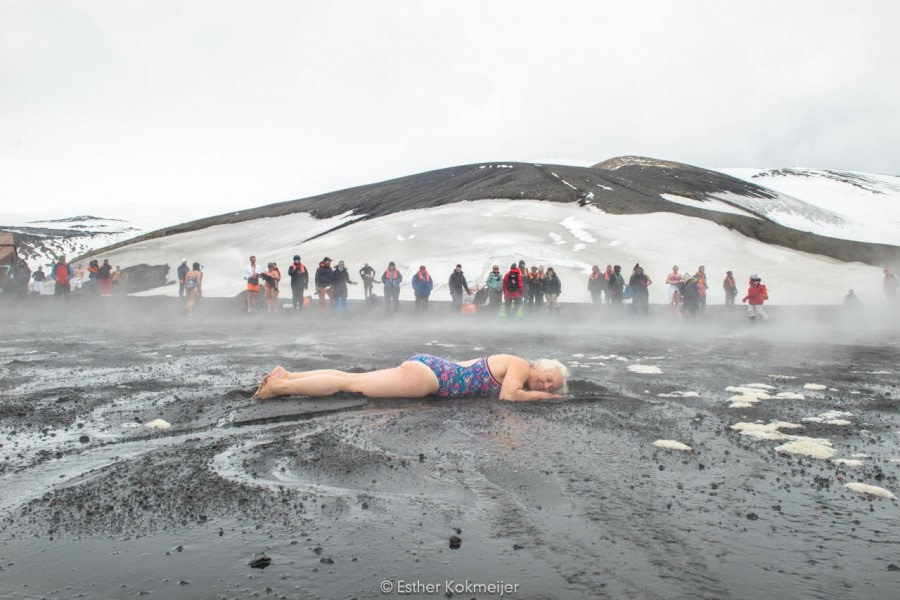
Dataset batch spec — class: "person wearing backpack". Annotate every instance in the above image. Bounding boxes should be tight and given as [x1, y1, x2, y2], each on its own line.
[628, 264, 652, 316]
[742, 274, 769, 323]
[723, 270, 738, 306]
[177, 259, 190, 298]
[501, 263, 525, 317]
[607, 265, 625, 305]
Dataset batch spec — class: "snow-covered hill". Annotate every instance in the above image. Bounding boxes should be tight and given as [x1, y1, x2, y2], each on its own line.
[0, 215, 143, 266]
[718, 167, 900, 245]
[99, 198, 887, 305]
[7, 158, 899, 306]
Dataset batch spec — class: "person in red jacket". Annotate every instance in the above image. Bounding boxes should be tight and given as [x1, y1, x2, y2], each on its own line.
[501, 263, 525, 317]
[742, 274, 769, 323]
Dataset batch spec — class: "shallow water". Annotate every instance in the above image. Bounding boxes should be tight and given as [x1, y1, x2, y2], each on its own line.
[0, 298, 898, 599]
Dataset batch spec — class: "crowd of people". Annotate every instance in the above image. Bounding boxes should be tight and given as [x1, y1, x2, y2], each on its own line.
[3, 256, 123, 299]
[231, 254, 789, 322]
[6, 252, 895, 326]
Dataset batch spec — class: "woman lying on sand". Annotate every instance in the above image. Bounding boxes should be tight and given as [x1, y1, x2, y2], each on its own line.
[252, 354, 568, 401]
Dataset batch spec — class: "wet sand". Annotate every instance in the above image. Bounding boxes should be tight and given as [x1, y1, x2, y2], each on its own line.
[0, 296, 898, 599]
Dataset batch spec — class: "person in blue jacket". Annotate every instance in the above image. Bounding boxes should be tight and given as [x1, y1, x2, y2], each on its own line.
[411, 265, 433, 312]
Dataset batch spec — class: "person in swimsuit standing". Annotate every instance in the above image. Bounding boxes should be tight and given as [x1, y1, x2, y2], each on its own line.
[252, 354, 568, 402]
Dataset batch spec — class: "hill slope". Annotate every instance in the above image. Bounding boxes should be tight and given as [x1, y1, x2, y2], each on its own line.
[88, 158, 900, 269]
[69, 157, 899, 305]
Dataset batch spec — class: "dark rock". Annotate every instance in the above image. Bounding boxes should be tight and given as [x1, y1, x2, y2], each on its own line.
[746, 512, 759, 521]
[78, 435, 90, 444]
[449, 535, 461, 549]
[249, 555, 272, 569]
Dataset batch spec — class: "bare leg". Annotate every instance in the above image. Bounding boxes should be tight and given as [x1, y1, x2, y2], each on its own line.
[253, 362, 439, 400]
[272, 367, 354, 380]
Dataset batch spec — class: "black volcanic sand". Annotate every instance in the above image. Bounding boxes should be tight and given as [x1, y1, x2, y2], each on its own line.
[0, 297, 898, 599]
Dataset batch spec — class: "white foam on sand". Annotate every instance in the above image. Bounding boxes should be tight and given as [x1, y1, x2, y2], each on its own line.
[769, 375, 798, 380]
[628, 365, 662, 374]
[657, 391, 700, 398]
[851, 453, 871, 459]
[803, 383, 827, 390]
[145, 419, 171, 429]
[591, 354, 628, 361]
[803, 410, 853, 426]
[743, 383, 776, 390]
[731, 422, 834, 460]
[653, 440, 693, 451]
[730, 421, 804, 440]
[802, 412, 853, 426]
[844, 482, 895, 499]
[775, 392, 805, 400]
[730, 401, 755, 408]
[728, 394, 765, 407]
[832, 458, 864, 467]
[775, 440, 836, 460]
[726, 386, 773, 399]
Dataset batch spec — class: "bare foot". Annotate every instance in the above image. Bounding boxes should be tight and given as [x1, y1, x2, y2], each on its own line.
[252, 374, 272, 400]
[270, 366, 287, 379]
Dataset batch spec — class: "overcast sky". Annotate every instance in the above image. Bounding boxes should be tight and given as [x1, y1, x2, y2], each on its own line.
[2, 0, 899, 224]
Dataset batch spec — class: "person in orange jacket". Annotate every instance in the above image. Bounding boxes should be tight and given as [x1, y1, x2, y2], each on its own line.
[742, 273, 769, 323]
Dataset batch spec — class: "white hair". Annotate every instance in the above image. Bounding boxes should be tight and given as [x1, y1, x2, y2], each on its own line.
[531, 358, 569, 393]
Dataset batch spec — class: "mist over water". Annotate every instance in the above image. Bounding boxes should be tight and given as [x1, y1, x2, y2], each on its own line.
[0, 296, 897, 599]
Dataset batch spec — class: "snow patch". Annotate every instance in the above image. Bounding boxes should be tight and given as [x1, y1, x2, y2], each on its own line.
[775, 440, 836, 460]
[627, 365, 662, 374]
[730, 421, 804, 441]
[660, 194, 760, 218]
[844, 482, 895, 499]
[653, 440, 692, 452]
[558, 216, 597, 243]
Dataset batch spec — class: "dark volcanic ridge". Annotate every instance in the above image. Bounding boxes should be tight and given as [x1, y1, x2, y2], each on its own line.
[83, 156, 900, 267]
